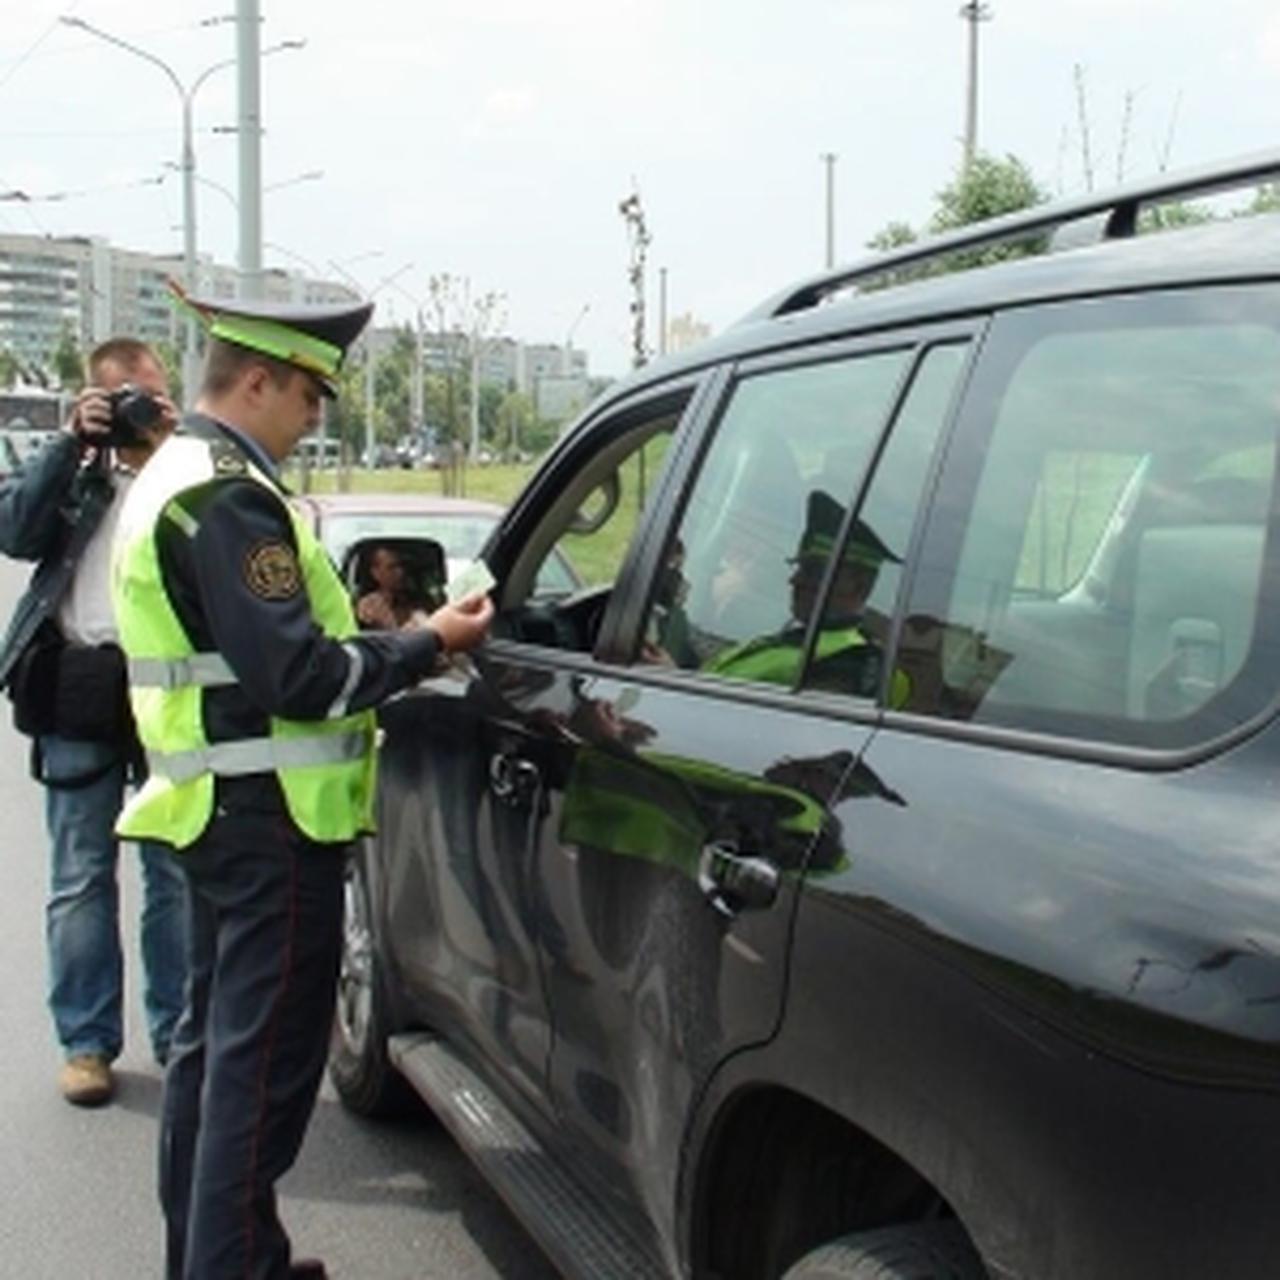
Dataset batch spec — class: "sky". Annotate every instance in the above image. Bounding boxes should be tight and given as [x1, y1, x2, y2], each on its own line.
[2, 1, 1279, 377]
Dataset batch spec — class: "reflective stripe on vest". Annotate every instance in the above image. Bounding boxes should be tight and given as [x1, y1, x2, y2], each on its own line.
[129, 653, 236, 690]
[147, 730, 369, 786]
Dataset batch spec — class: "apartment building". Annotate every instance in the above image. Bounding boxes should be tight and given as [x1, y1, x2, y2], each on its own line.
[0, 231, 357, 369]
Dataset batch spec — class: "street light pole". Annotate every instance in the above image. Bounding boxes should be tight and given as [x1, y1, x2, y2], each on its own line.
[820, 152, 837, 269]
[328, 259, 413, 470]
[237, 0, 263, 300]
[59, 17, 302, 402]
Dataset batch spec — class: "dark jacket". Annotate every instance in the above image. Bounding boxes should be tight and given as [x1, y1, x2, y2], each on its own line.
[0, 432, 116, 688]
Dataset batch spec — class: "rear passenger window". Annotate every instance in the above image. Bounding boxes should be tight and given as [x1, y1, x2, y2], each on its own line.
[898, 288, 1280, 749]
[805, 343, 968, 703]
[637, 348, 910, 685]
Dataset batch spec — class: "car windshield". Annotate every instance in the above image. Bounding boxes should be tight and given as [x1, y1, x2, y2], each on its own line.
[321, 512, 498, 566]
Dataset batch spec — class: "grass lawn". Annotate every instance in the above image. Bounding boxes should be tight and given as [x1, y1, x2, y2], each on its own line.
[290, 461, 540, 507]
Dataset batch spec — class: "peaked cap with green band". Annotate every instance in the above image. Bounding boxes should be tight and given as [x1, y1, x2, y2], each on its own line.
[791, 489, 900, 570]
[171, 283, 373, 396]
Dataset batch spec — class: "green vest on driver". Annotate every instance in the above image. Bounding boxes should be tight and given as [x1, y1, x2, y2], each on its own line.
[111, 434, 376, 850]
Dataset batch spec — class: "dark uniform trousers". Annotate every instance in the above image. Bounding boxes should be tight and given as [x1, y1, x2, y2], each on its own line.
[159, 802, 346, 1280]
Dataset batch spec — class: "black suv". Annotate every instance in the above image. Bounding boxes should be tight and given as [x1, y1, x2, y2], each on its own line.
[329, 152, 1280, 1280]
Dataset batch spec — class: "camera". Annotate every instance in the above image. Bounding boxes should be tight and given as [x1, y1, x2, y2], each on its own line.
[103, 384, 162, 449]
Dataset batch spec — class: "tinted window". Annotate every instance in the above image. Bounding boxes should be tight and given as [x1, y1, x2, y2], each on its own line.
[638, 349, 910, 685]
[898, 289, 1280, 749]
[806, 344, 967, 702]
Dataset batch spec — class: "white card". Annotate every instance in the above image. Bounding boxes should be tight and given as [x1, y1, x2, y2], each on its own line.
[447, 558, 496, 604]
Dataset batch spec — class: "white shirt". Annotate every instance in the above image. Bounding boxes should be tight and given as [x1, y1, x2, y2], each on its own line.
[57, 470, 134, 647]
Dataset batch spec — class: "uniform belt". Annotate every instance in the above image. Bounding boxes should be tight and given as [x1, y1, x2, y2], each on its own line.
[147, 730, 369, 785]
[129, 653, 238, 690]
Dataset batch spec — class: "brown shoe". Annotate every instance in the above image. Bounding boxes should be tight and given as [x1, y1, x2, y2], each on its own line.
[59, 1054, 114, 1107]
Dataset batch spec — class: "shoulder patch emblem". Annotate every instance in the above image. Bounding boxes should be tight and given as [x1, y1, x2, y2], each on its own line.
[211, 440, 248, 476]
[243, 539, 301, 600]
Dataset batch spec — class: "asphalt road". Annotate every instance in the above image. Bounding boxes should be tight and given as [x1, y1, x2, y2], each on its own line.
[0, 552, 560, 1279]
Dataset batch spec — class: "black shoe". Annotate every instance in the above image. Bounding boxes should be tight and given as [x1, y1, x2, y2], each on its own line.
[289, 1261, 329, 1279]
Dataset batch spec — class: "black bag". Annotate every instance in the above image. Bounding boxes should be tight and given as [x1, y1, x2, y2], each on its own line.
[8, 626, 63, 737]
[53, 642, 132, 742]
[9, 630, 131, 743]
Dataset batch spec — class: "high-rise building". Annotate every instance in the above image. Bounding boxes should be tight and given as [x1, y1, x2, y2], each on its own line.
[0, 231, 357, 372]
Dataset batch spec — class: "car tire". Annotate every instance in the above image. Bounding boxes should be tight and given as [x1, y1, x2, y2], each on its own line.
[328, 840, 415, 1117]
[781, 1222, 985, 1280]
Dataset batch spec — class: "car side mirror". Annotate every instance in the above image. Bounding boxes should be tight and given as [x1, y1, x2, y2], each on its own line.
[341, 535, 449, 627]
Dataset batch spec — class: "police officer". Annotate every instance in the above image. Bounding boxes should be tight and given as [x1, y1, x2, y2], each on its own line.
[110, 292, 493, 1280]
[703, 489, 910, 705]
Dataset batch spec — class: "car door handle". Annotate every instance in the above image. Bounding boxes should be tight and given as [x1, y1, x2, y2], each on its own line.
[489, 752, 541, 806]
[698, 840, 781, 918]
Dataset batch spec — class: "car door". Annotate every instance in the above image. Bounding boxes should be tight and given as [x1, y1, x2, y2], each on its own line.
[499, 328, 979, 1262]
[377, 382, 699, 1116]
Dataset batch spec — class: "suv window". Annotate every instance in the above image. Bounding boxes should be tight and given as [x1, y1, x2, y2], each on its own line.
[806, 343, 968, 702]
[637, 349, 911, 683]
[499, 399, 684, 653]
[897, 288, 1280, 749]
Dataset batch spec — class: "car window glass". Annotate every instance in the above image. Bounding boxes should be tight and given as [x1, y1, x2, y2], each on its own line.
[897, 289, 1280, 749]
[638, 350, 910, 685]
[545, 430, 674, 590]
[500, 406, 682, 653]
[805, 343, 967, 703]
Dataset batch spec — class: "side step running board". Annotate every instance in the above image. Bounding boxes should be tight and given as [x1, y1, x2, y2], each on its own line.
[389, 1032, 670, 1280]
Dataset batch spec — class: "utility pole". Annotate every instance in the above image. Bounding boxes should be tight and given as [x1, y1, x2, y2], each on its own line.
[618, 189, 651, 369]
[657, 268, 669, 355]
[236, 0, 263, 298]
[820, 152, 837, 268]
[1073, 62, 1095, 192]
[959, 2, 992, 168]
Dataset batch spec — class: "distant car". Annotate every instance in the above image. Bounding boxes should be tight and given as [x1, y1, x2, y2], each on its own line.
[294, 491, 580, 595]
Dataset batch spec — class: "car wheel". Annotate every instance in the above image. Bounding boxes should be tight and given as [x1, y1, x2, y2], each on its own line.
[782, 1222, 985, 1280]
[328, 840, 414, 1117]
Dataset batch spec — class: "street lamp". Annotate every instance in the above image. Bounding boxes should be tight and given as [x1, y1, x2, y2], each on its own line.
[327, 258, 413, 470]
[59, 16, 303, 405]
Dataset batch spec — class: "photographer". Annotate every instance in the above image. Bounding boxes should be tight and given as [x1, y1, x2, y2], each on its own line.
[0, 338, 186, 1106]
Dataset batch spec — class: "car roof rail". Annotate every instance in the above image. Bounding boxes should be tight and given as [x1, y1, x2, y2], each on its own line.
[740, 147, 1280, 324]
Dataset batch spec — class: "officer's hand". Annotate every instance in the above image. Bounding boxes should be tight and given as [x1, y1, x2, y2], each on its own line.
[427, 592, 494, 653]
[64, 386, 113, 444]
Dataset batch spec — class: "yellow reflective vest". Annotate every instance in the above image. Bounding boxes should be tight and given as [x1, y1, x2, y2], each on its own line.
[111, 435, 376, 849]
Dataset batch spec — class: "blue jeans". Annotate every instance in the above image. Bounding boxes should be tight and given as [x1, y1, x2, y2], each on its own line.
[41, 734, 188, 1063]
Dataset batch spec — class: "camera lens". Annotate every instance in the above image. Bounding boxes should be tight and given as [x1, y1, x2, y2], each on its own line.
[119, 390, 161, 429]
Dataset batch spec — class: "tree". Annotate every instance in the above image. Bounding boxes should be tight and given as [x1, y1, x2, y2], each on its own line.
[373, 326, 417, 444]
[496, 390, 536, 459]
[1249, 183, 1280, 215]
[153, 340, 183, 407]
[929, 153, 1050, 268]
[864, 153, 1049, 285]
[51, 325, 84, 391]
[865, 220, 917, 253]
[0, 347, 19, 390]
[1140, 201, 1215, 233]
